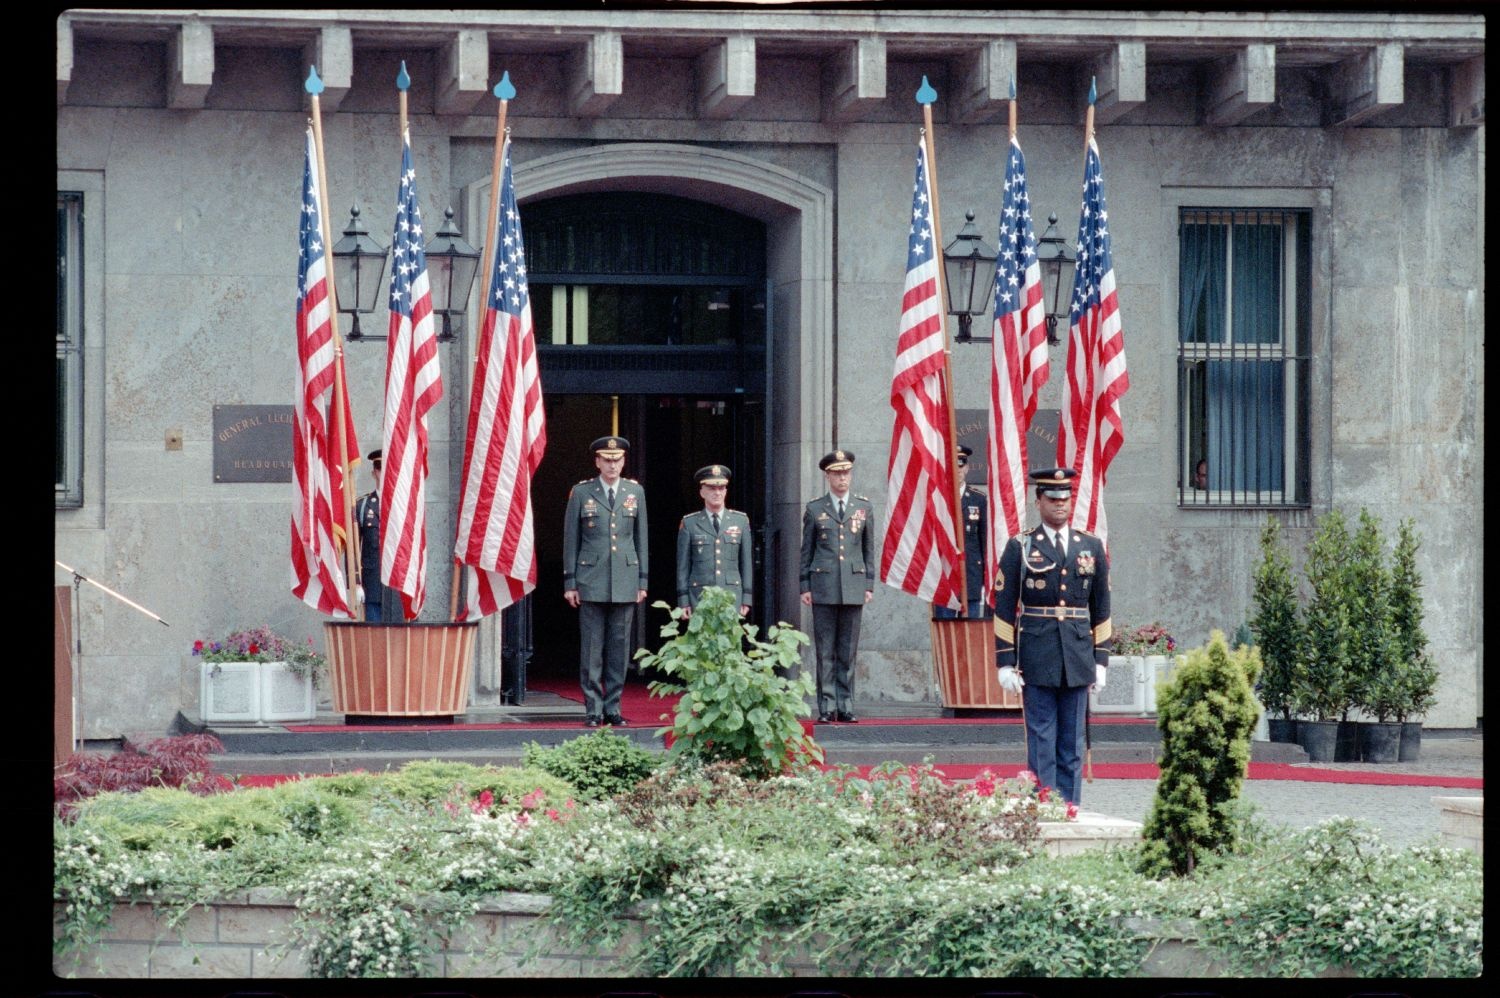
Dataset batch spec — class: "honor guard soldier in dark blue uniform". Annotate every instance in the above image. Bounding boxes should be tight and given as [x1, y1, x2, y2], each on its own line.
[799, 449, 876, 723]
[933, 444, 991, 619]
[354, 449, 400, 623]
[993, 468, 1112, 804]
[563, 436, 649, 727]
[675, 465, 753, 616]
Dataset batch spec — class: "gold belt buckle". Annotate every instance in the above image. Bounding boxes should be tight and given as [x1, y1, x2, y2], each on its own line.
[1054, 607, 1064, 619]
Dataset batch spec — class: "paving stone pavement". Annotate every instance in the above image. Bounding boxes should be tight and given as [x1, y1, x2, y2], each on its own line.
[1078, 731, 1483, 847]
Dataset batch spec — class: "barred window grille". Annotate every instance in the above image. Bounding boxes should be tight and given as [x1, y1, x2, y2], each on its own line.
[1177, 208, 1310, 508]
[57, 192, 84, 508]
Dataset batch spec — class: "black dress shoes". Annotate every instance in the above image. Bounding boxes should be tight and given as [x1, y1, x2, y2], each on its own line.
[836, 710, 858, 723]
[817, 712, 834, 723]
[584, 716, 601, 727]
[606, 715, 626, 726]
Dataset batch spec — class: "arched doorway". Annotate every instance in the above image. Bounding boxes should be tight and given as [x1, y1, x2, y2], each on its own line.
[524, 193, 771, 680]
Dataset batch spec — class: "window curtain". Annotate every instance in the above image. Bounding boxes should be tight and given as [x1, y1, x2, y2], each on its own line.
[1180, 220, 1284, 494]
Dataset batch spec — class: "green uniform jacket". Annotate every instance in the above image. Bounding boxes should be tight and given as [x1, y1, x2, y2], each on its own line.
[562, 477, 649, 603]
[676, 508, 754, 609]
[798, 493, 876, 605]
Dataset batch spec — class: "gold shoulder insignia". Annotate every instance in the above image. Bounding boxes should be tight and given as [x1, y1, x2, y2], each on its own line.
[576, 478, 592, 486]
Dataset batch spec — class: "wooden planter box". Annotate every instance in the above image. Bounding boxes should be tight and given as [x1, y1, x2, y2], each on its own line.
[323, 622, 478, 718]
[929, 617, 1021, 709]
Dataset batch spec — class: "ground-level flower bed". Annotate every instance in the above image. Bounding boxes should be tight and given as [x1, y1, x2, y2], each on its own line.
[55, 758, 1481, 979]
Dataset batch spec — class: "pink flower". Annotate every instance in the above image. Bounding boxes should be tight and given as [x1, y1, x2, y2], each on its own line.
[520, 788, 545, 810]
[474, 789, 494, 812]
[1066, 802, 1079, 819]
[546, 808, 561, 821]
[1017, 769, 1038, 786]
[973, 776, 996, 798]
[192, 640, 204, 655]
[514, 811, 531, 827]
[1038, 786, 1051, 803]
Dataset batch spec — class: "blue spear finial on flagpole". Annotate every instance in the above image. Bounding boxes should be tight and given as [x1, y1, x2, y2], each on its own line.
[305, 66, 323, 95]
[396, 60, 410, 91]
[916, 75, 937, 106]
[495, 70, 516, 100]
[1089, 76, 1097, 106]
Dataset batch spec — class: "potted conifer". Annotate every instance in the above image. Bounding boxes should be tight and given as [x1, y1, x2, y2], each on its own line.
[1347, 510, 1402, 762]
[1293, 510, 1353, 762]
[1249, 518, 1302, 743]
[1389, 518, 1438, 761]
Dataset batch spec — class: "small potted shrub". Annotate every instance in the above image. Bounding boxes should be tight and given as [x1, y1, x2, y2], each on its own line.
[636, 586, 821, 779]
[1293, 511, 1354, 762]
[193, 626, 325, 724]
[1389, 518, 1437, 761]
[1249, 517, 1303, 743]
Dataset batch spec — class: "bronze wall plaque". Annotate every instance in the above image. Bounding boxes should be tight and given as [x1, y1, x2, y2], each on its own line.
[952, 407, 1061, 483]
[213, 404, 294, 483]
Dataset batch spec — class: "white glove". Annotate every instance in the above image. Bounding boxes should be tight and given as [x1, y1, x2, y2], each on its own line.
[998, 667, 1024, 694]
[1095, 664, 1108, 688]
[355, 584, 365, 604]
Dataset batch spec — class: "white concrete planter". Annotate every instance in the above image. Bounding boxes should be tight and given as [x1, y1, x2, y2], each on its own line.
[201, 661, 315, 725]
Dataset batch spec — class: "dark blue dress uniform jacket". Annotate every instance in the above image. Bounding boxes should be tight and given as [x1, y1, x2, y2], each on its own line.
[992, 525, 1112, 688]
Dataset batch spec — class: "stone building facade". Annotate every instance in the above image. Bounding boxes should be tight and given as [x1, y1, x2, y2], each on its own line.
[55, 10, 1483, 736]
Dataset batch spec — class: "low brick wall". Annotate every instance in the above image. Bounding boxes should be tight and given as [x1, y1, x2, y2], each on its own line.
[54, 816, 1146, 980]
[1433, 796, 1483, 855]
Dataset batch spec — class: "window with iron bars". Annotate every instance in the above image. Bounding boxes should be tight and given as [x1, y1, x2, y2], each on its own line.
[57, 191, 84, 508]
[1177, 208, 1310, 508]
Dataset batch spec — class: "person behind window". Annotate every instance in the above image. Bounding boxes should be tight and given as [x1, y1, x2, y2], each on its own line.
[1193, 458, 1209, 490]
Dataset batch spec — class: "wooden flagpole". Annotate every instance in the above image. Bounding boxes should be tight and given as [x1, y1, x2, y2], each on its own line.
[305, 66, 361, 619]
[449, 71, 514, 621]
[1083, 76, 1096, 783]
[916, 76, 968, 616]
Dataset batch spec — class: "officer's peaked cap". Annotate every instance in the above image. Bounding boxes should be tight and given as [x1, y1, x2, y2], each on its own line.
[590, 436, 629, 458]
[1029, 466, 1077, 498]
[819, 449, 855, 472]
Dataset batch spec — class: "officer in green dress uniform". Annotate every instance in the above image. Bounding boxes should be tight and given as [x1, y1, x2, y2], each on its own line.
[675, 464, 753, 616]
[562, 436, 649, 727]
[992, 467, 1112, 804]
[799, 449, 875, 723]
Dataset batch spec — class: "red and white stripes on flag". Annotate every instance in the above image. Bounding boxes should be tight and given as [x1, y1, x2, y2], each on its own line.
[379, 128, 443, 620]
[1057, 135, 1129, 545]
[291, 126, 351, 617]
[879, 135, 961, 610]
[455, 137, 547, 620]
[986, 135, 1048, 591]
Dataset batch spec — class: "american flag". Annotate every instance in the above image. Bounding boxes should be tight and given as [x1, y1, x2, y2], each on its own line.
[987, 135, 1047, 589]
[379, 127, 443, 620]
[879, 134, 961, 609]
[1057, 135, 1129, 545]
[291, 125, 352, 617]
[455, 137, 547, 619]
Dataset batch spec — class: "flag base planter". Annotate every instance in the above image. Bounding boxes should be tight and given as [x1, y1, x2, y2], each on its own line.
[1358, 721, 1402, 763]
[323, 621, 478, 717]
[929, 618, 1021, 710]
[1296, 719, 1339, 762]
[1399, 721, 1424, 762]
[200, 661, 315, 725]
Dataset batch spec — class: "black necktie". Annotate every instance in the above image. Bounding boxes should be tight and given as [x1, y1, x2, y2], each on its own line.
[837, 499, 845, 519]
[712, 513, 720, 533]
[607, 487, 615, 508]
